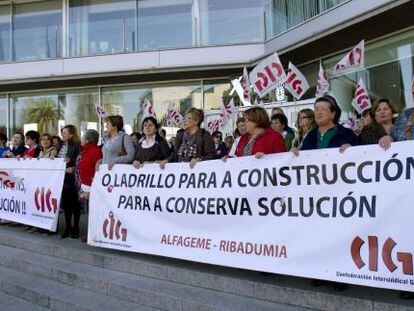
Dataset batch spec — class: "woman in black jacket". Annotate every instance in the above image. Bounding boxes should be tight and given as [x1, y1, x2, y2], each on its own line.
[132, 117, 170, 168]
[56, 125, 81, 239]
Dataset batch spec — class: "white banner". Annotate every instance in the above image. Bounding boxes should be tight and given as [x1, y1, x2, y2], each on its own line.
[88, 141, 414, 292]
[249, 52, 286, 98]
[0, 158, 65, 231]
[333, 40, 365, 74]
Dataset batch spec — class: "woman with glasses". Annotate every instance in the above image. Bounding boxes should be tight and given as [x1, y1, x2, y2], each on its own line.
[160, 108, 215, 169]
[212, 130, 228, 159]
[292, 109, 316, 150]
[235, 106, 286, 158]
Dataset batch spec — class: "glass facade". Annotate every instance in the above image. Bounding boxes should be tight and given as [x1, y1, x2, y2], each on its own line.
[10, 89, 98, 137]
[102, 81, 202, 134]
[0, 0, 345, 63]
[0, 5, 10, 64]
[268, 0, 343, 37]
[13, 1, 62, 62]
[0, 96, 7, 136]
[138, 0, 194, 50]
[200, 0, 265, 45]
[69, 0, 136, 57]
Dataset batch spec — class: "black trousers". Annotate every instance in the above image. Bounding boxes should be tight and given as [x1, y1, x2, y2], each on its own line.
[61, 185, 81, 231]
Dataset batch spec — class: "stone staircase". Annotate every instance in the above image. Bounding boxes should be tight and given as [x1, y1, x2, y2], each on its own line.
[0, 224, 412, 311]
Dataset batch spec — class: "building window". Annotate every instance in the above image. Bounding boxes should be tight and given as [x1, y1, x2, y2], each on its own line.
[102, 81, 202, 135]
[10, 89, 98, 137]
[137, 0, 194, 50]
[323, 30, 414, 116]
[13, 1, 62, 62]
[69, 0, 136, 57]
[0, 5, 10, 64]
[268, 0, 344, 38]
[200, 0, 265, 45]
[0, 96, 7, 136]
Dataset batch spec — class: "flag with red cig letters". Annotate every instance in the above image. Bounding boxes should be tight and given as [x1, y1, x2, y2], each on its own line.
[143, 99, 157, 118]
[249, 52, 286, 98]
[285, 62, 310, 100]
[316, 63, 329, 97]
[166, 107, 184, 127]
[94, 105, 107, 118]
[206, 117, 222, 133]
[352, 78, 372, 114]
[333, 40, 365, 74]
[219, 99, 235, 126]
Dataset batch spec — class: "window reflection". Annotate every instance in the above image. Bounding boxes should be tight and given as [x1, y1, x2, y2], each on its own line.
[0, 96, 7, 136]
[13, 1, 62, 62]
[10, 89, 99, 137]
[138, 0, 194, 50]
[0, 5, 10, 63]
[69, 0, 136, 57]
[102, 82, 202, 134]
[200, 0, 265, 45]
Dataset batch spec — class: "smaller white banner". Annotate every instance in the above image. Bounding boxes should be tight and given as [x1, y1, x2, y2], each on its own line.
[249, 52, 286, 98]
[352, 78, 372, 114]
[0, 158, 65, 231]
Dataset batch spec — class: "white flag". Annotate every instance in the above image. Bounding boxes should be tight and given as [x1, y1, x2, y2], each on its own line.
[219, 99, 236, 126]
[143, 99, 157, 118]
[166, 107, 183, 127]
[206, 117, 222, 133]
[94, 105, 107, 118]
[333, 40, 365, 74]
[316, 63, 329, 97]
[249, 52, 286, 98]
[242, 67, 251, 103]
[285, 62, 310, 100]
[351, 78, 372, 114]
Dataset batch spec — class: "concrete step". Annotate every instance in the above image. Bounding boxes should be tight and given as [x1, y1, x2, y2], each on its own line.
[0, 265, 158, 311]
[0, 291, 48, 311]
[0, 224, 413, 310]
[0, 243, 304, 311]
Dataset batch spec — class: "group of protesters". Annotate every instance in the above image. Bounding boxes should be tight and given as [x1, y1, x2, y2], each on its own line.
[1, 94, 414, 298]
[0, 96, 413, 239]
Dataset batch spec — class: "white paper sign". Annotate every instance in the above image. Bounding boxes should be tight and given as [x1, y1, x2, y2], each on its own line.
[0, 159, 65, 231]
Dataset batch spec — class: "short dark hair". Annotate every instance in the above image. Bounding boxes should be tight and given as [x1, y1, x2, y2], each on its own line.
[361, 109, 373, 119]
[13, 131, 24, 141]
[243, 107, 270, 129]
[25, 130, 40, 144]
[83, 129, 100, 145]
[0, 133, 7, 144]
[141, 117, 159, 132]
[271, 113, 288, 127]
[106, 115, 124, 131]
[212, 131, 223, 138]
[315, 95, 342, 124]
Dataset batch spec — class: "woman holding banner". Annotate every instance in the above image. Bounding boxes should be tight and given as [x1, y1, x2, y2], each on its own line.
[160, 108, 215, 169]
[292, 109, 316, 150]
[97, 115, 135, 171]
[359, 99, 396, 149]
[57, 125, 81, 239]
[297, 95, 359, 153]
[235, 107, 286, 158]
[132, 116, 170, 168]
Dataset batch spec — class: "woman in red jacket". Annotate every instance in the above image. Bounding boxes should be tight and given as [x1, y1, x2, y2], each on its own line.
[235, 106, 286, 158]
[77, 129, 102, 242]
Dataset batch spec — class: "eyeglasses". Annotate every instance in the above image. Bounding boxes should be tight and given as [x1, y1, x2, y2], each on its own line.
[299, 116, 310, 120]
[214, 135, 222, 139]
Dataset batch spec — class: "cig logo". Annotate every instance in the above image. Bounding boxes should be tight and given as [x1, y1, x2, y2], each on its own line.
[351, 236, 413, 275]
[102, 212, 127, 242]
